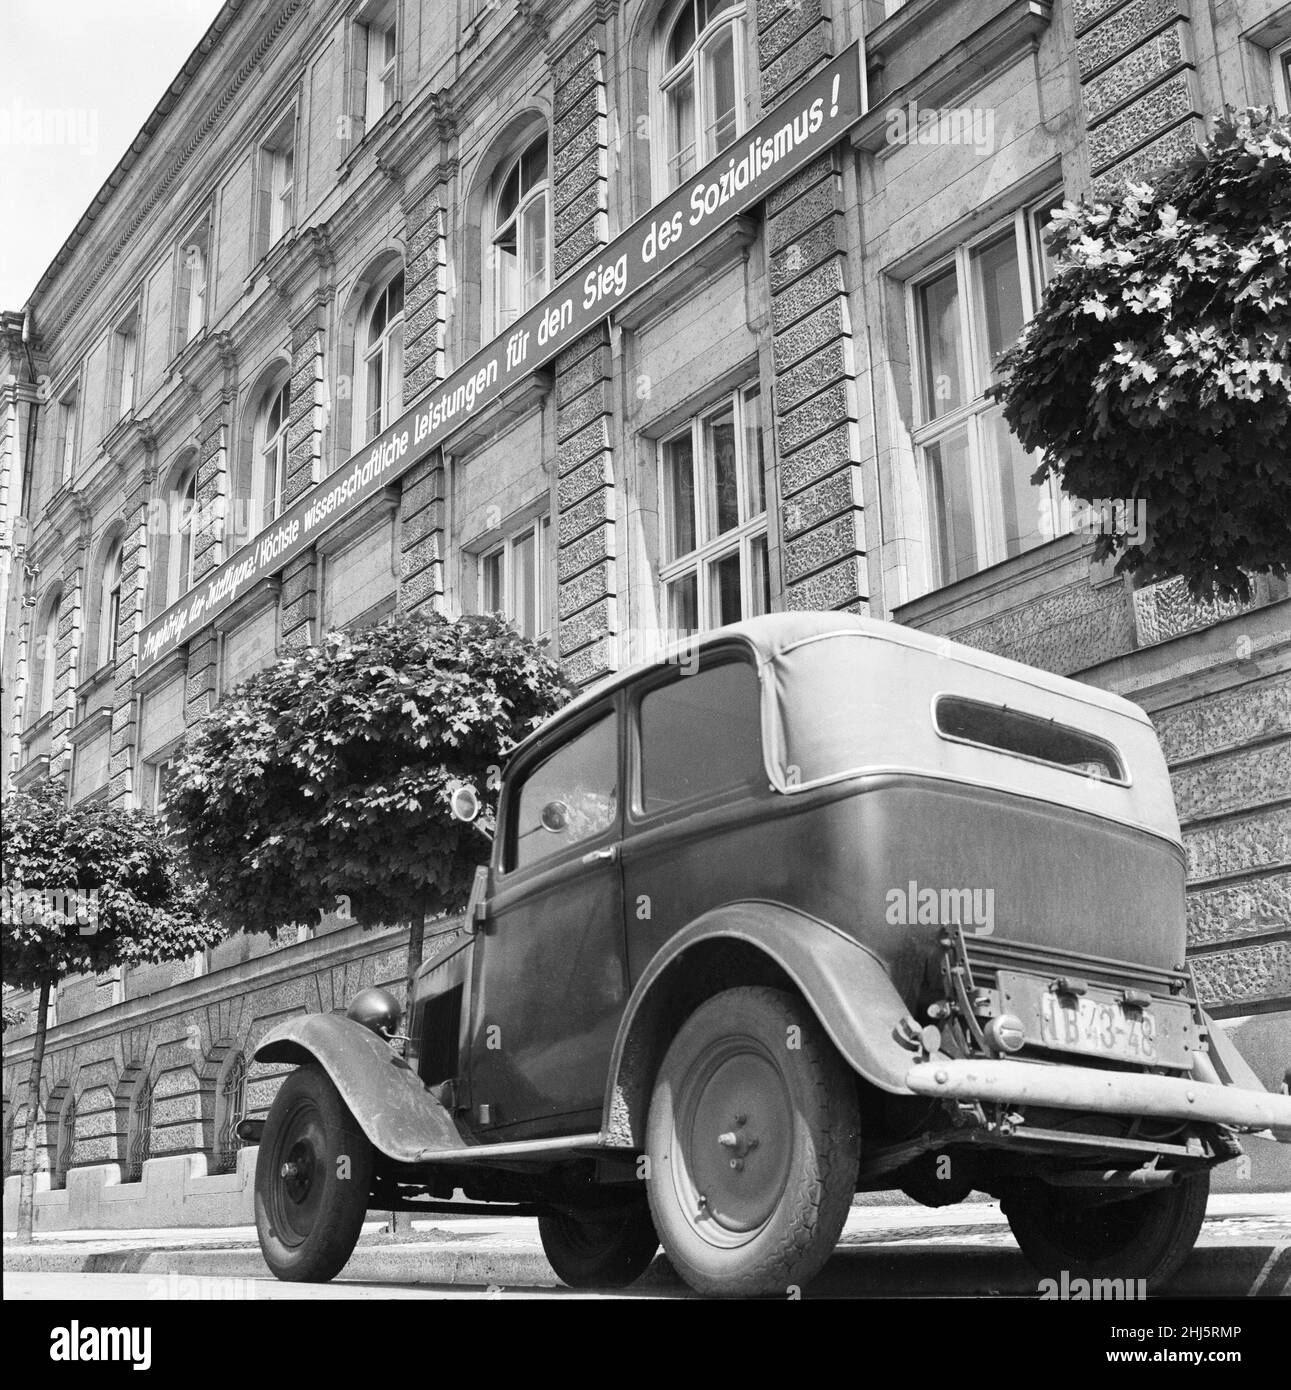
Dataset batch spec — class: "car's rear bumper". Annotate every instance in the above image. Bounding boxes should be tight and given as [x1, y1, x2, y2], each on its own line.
[906, 1057, 1291, 1139]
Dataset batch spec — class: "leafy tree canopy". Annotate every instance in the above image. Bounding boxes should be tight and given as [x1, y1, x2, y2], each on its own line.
[1, 778, 221, 991]
[991, 107, 1291, 601]
[164, 610, 572, 935]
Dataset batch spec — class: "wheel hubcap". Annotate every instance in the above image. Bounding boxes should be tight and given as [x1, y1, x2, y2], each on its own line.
[270, 1103, 326, 1246]
[677, 1043, 793, 1241]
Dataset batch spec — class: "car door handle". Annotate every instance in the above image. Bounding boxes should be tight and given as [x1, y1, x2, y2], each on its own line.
[582, 845, 619, 865]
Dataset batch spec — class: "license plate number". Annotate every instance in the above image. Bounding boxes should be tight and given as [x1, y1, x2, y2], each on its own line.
[1038, 992, 1157, 1062]
[997, 970, 1194, 1069]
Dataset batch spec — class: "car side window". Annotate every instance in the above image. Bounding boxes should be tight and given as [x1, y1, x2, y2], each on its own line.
[638, 659, 764, 815]
[511, 712, 618, 871]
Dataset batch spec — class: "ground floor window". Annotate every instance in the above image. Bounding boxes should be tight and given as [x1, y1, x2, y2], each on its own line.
[479, 516, 551, 641]
[659, 382, 769, 634]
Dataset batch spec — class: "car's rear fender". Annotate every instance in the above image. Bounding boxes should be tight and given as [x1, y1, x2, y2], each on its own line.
[601, 900, 919, 1148]
[254, 1014, 469, 1164]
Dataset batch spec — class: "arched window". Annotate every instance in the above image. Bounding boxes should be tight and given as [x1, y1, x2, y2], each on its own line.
[174, 466, 200, 605]
[492, 136, 550, 333]
[34, 595, 61, 718]
[98, 540, 123, 669]
[126, 1076, 153, 1184]
[659, 0, 745, 188]
[359, 271, 404, 444]
[253, 380, 291, 527]
[54, 1093, 76, 1191]
[214, 1053, 248, 1175]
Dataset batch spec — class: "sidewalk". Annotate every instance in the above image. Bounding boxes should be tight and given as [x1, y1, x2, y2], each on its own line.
[5, 1194, 1288, 1296]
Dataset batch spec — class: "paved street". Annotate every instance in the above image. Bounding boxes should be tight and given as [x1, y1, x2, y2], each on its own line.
[6, 1195, 1288, 1299]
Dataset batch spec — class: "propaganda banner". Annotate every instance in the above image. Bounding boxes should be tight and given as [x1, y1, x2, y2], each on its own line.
[139, 42, 866, 670]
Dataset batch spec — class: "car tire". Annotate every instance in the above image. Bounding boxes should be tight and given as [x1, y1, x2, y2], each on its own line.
[538, 1194, 660, 1289]
[1003, 1169, 1209, 1288]
[645, 985, 860, 1297]
[254, 1064, 374, 1282]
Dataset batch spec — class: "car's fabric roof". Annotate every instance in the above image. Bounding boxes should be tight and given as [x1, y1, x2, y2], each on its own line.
[530, 612, 1152, 745]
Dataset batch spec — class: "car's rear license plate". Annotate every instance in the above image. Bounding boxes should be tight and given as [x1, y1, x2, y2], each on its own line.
[997, 970, 1195, 1069]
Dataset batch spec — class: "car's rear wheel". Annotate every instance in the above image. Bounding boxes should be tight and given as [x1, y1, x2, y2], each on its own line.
[538, 1193, 660, 1289]
[1003, 1169, 1209, 1288]
[645, 985, 860, 1297]
[254, 1065, 374, 1282]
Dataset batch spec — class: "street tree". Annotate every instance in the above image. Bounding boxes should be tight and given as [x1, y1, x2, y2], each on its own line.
[1, 778, 223, 1241]
[163, 609, 572, 992]
[991, 107, 1291, 601]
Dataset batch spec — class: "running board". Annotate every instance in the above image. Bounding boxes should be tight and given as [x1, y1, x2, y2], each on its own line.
[412, 1132, 606, 1164]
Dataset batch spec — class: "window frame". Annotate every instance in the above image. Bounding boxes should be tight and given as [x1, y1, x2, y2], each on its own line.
[110, 306, 141, 422]
[253, 377, 292, 528]
[490, 134, 551, 335]
[170, 466, 201, 607]
[906, 193, 1068, 593]
[99, 539, 123, 670]
[255, 107, 297, 259]
[55, 382, 79, 484]
[35, 595, 61, 718]
[501, 702, 621, 876]
[363, 5, 398, 129]
[656, 0, 748, 192]
[657, 380, 769, 635]
[477, 514, 552, 641]
[174, 215, 212, 356]
[1272, 38, 1291, 115]
[629, 650, 766, 823]
[356, 270, 405, 447]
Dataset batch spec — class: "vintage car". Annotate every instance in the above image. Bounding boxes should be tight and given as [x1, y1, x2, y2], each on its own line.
[247, 612, 1291, 1296]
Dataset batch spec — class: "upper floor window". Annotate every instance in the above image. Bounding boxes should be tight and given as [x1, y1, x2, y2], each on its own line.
[255, 380, 291, 526]
[55, 385, 78, 484]
[479, 515, 551, 640]
[909, 196, 1064, 592]
[35, 595, 61, 717]
[363, 3, 397, 128]
[659, 0, 746, 188]
[173, 467, 200, 605]
[99, 540, 123, 669]
[359, 271, 404, 443]
[175, 218, 211, 354]
[255, 110, 296, 259]
[659, 381, 768, 634]
[491, 136, 549, 333]
[110, 308, 139, 422]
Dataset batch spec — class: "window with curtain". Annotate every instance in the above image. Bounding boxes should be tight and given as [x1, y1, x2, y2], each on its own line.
[492, 136, 550, 334]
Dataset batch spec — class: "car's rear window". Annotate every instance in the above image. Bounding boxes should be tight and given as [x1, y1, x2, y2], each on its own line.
[933, 695, 1126, 783]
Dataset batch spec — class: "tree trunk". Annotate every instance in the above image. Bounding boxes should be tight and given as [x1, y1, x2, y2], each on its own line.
[388, 904, 427, 1237]
[15, 977, 52, 1244]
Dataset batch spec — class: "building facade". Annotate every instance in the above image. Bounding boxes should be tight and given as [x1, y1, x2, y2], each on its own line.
[3, 0, 1289, 1219]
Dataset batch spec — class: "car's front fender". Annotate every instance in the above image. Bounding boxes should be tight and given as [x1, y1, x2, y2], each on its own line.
[601, 901, 921, 1148]
[254, 1014, 468, 1164]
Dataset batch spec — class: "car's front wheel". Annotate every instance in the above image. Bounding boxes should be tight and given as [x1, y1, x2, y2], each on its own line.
[1003, 1169, 1208, 1288]
[645, 986, 860, 1297]
[538, 1193, 660, 1289]
[254, 1065, 374, 1282]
